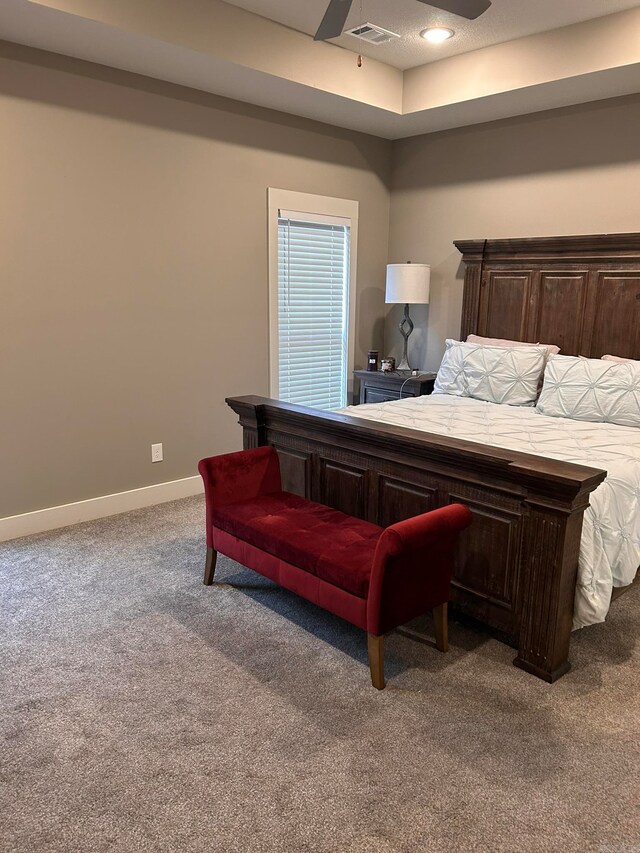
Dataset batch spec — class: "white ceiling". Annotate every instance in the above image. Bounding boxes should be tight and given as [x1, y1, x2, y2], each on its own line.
[224, 0, 640, 70]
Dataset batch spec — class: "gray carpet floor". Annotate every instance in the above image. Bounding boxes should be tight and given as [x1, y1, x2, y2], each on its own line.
[1, 496, 638, 853]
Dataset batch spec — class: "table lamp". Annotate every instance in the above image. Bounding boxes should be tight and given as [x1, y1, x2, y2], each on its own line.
[385, 262, 431, 371]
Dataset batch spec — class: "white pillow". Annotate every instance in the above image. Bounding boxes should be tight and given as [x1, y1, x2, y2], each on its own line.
[601, 354, 636, 363]
[466, 334, 560, 357]
[433, 340, 548, 407]
[537, 355, 640, 427]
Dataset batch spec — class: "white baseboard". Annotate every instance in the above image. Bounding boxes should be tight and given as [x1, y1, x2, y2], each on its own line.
[0, 476, 203, 543]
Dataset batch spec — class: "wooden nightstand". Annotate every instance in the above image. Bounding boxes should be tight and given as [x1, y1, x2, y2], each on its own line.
[354, 370, 436, 405]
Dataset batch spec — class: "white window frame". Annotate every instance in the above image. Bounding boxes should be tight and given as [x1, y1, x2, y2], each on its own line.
[267, 188, 359, 405]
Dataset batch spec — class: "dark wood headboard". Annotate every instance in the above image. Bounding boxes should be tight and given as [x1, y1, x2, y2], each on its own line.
[455, 233, 640, 359]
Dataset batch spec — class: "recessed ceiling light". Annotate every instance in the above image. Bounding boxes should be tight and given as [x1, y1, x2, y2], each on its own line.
[420, 27, 455, 44]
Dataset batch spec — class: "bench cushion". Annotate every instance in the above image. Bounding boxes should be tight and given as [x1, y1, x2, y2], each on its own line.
[211, 491, 383, 598]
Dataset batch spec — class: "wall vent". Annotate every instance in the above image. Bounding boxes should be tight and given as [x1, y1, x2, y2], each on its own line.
[344, 23, 400, 45]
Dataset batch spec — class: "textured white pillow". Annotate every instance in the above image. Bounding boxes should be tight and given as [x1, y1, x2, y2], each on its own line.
[537, 355, 640, 427]
[433, 340, 548, 406]
[601, 354, 636, 363]
[466, 334, 560, 357]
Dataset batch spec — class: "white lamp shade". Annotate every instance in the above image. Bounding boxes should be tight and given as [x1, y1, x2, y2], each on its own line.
[385, 263, 430, 304]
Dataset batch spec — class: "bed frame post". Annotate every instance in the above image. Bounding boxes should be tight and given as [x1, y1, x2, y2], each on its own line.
[514, 492, 591, 682]
[230, 398, 268, 449]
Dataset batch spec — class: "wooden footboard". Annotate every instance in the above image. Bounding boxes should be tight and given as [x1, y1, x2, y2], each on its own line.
[226, 395, 607, 682]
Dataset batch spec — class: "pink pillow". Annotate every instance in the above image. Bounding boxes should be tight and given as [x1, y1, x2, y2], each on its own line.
[466, 334, 560, 356]
[602, 354, 636, 363]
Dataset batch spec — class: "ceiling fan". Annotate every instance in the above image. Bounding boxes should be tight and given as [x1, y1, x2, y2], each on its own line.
[314, 0, 491, 41]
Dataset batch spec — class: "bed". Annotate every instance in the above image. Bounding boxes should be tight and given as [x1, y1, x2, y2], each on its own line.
[340, 394, 640, 630]
[226, 232, 640, 682]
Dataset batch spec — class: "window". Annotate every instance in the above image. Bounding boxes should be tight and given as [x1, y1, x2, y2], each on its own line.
[277, 212, 350, 409]
[268, 190, 358, 410]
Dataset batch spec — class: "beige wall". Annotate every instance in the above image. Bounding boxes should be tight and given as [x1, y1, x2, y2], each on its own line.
[0, 44, 391, 518]
[385, 94, 640, 371]
[4, 42, 640, 522]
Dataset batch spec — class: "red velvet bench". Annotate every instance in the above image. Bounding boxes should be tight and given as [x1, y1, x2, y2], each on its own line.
[198, 446, 472, 689]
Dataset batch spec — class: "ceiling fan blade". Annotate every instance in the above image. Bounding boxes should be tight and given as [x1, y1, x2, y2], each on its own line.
[314, 0, 354, 41]
[417, 0, 491, 20]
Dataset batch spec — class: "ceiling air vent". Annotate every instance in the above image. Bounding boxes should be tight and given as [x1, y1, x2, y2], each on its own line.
[344, 23, 400, 45]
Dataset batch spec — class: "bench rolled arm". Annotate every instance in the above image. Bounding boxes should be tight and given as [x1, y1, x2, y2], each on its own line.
[367, 503, 473, 636]
[198, 447, 282, 547]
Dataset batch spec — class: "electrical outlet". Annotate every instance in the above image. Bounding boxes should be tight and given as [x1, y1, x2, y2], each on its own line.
[151, 443, 163, 463]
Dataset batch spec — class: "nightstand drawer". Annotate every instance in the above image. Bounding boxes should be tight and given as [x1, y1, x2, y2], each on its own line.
[363, 387, 401, 404]
[354, 370, 436, 405]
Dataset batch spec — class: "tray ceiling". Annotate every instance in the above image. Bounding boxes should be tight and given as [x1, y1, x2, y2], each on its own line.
[2, 0, 640, 139]
[225, 0, 640, 70]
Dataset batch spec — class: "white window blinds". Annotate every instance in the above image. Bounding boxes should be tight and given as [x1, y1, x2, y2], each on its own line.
[277, 211, 351, 410]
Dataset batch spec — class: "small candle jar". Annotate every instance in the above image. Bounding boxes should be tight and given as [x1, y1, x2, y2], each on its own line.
[381, 357, 395, 373]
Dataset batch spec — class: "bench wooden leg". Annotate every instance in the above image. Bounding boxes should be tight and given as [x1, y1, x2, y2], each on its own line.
[433, 602, 448, 652]
[203, 547, 217, 585]
[367, 633, 385, 690]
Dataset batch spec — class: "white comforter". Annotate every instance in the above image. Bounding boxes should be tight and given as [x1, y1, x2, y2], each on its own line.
[341, 394, 640, 628]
